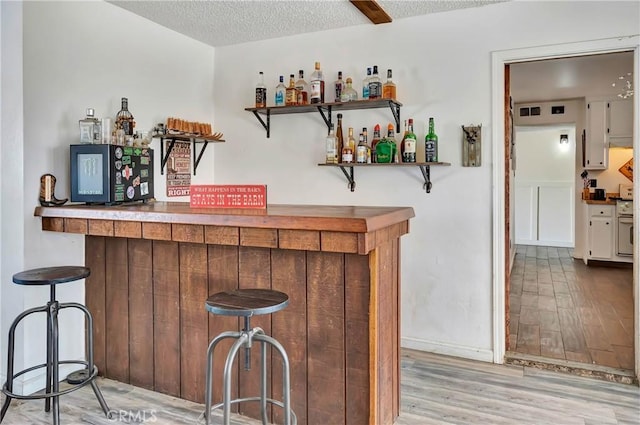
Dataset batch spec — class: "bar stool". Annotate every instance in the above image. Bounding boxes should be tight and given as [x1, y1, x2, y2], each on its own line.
[204, 289, 296, 425]
[0, 266, 111, 425]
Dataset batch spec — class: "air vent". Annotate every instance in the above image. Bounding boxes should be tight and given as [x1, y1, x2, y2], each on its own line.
[551, 105, 565, 115]
[530, 107, 541, 116]
[519, 107, 530, 117]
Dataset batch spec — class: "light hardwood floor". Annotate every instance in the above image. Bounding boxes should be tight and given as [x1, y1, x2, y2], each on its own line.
[509, 245, 634, 373]
[1, 349, 638, 424]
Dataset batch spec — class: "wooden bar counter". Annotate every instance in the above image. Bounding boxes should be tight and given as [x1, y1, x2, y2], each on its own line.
[34, 202, 414, 425]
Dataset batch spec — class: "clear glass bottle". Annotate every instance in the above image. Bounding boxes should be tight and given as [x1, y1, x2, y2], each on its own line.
[310, 61, 325, 104]
[326, 123, 338, 164]
[285, 74, 298, 106]
[116, 98, 134, 136]
[401, 118, 417, 163]
[275, 75, 286, 106]
[356, 132, 367, 163]
[336, 113, 344, 163]
[255, 71, 266, 108]
[295, 70, 309, 105]
[425, 117, 439, 162]
[368, 65, 382, 100]
[382, 69, 396, 100]
[362, 67, 372, 100]
[347, 127, 356, 152]
[79, 108, 100, 144]
[340, 77, 358, 102]
[334, 71, 344, 103]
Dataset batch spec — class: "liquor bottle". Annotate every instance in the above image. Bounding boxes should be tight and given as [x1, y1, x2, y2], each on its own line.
[370, 124, 381, 163]
[425, 117, 439, 162]
[79, 108, 101, 144]
[362, 127, 371, 163]
[340, 77, 358, 102]
[295, 70, 309, 105]
[401, 118, 417, 163]
[334, 71, 344, 102]
[275, 75, 286, 106]
[116, 98, 135, 136]
[368, 65, 382, 100]
[347, 127, 356, 152]
[325, 123, 338, 164]
[310, 61, 325, 104]
[255, 71, 267, 108]
[285, 74, 298, 106]
[341, 135, 354, 163]
[362, 67, 371, 100]
[375, 123, 397, 163]
[336, 113, 344, 163]
[356, 133, 368, 163]
[382, 69, 396, 100]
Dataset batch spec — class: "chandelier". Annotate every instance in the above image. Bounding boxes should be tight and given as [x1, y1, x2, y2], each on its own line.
[612, 72, 634, 98]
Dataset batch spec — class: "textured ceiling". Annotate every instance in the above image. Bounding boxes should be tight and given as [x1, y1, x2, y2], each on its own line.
[108, 0, 503, 47]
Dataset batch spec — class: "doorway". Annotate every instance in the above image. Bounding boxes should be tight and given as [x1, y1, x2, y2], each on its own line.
[490, 36, 640, 381]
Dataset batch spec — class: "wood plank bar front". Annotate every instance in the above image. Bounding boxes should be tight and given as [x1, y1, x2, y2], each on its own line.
[34, 202, 413, 425]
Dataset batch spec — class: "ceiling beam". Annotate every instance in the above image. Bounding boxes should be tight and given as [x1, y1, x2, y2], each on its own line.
[350, 0, 393, 24]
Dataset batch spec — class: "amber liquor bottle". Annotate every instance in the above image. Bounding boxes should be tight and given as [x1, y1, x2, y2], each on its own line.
[295, 70, 309, 105]
[382, 69, 396, 100]
[370, 124, 381, 163]
[285, 74, 298, 106]
[116, 97, 135, 136]
[336, 113, 345, 163]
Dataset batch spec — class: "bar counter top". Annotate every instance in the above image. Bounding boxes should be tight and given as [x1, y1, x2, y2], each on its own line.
[34, 201, 414, 233]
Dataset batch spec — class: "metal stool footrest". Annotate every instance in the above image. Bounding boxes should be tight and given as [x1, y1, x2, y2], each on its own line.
[205, 397, 298, 424]
[2, 363, 98, 400]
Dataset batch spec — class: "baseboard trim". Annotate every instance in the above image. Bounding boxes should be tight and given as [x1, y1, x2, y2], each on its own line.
[401, 337, 494, 363]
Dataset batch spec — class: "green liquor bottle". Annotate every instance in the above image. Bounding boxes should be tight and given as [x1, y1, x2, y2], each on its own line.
[425, 117, 438, 162]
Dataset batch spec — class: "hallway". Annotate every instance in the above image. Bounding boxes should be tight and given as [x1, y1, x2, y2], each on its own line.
[509, 245, 634, 372]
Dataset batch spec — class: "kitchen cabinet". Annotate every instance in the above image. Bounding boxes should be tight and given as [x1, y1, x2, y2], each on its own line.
[584, 100, 608, 169]
[608, 98, 633, 147]
[585, 204, 614, 262]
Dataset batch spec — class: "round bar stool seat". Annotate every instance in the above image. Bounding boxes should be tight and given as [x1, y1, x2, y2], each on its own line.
[204, 289, 296, 425]
[0, 266, 111, 425]
[205, 289, 289, 317]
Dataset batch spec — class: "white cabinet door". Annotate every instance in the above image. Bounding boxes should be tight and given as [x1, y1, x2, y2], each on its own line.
[585, 101, 608, 169]
[588, 216, 613, 260]
[608, 99, 633, 147]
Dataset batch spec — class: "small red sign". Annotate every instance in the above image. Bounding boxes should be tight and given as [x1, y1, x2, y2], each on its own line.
[190, 185, 267, 209]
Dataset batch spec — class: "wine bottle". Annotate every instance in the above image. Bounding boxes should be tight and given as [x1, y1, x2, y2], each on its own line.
[255, 71, 266, 108]
[310, 61, 325, 104]
[425, 117, 439, 162]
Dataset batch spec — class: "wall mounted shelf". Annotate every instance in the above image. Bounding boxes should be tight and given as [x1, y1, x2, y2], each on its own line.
[155, 134, 225, 176]
[318, 162, 451, 193]
[245, 99, 402, 138]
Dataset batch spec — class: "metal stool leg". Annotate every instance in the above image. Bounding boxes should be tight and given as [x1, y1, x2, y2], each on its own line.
[260, 340, 268, 425]
[204, 331, 240, 425]
[223, 335, 247, 425]
[254, 333, 294, 425]
[50, 300, 60, 425]
[0, 304, 48, 424]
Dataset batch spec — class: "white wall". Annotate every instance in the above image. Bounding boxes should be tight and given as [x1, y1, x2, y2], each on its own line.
[6, 1, 215, 394]
[213, 1, 640, 361]
[0, 1, 27, 390]
[514, 126, 576, 247]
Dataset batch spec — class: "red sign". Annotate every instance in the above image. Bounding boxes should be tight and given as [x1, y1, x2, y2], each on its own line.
[190, 185, 267, 209]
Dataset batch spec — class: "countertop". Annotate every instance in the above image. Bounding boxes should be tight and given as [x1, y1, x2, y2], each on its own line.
[34, 201, 415, 233]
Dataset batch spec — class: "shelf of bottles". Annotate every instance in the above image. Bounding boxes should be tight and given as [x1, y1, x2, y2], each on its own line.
[244, 99, 402, 138]
[155, 133, 225, 176]
[317, 161, 451, 193]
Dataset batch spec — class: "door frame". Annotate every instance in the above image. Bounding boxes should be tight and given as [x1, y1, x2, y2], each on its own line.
[491, 36, 640, 379]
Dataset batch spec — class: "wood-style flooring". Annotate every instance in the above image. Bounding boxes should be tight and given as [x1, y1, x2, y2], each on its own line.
[509, 245, 634, 373]
[1, 349, 638, 424]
